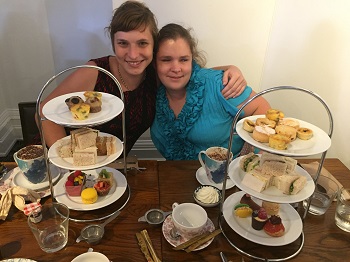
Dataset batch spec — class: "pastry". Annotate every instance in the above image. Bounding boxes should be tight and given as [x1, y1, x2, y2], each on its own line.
[70, 103, 90, 120]
[262, 201, 280, 215]
[243, 119, 255, 132]
[83, 91, 102, 99]
[275, 125, 297, 141]
[263, 215, 285, 237]
[252, 208, 268, 230]
[65, 96, 84, 109]
[255, 118, 276, 128]
[94, 180, 113, 196]
[297, 127, 313, 140]
[278, 118, 300, 129]
[240, 193, 261, 211]
[252, 125, 275, 143]
[65, 170, 86, 196]
[269, 134, 291, 150]
[81, 188, 98, 204]
[234, 204, 253, 218]
[85, 96, 102, 113]
[266, 109, 284, 122]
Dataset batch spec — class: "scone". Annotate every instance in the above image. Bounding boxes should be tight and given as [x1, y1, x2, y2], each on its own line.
[84, 91, 102, 99]
[297, 127, 313, 140]
[275, 125, 297, 141]
[269, 134, 291, 150]
[70, 103, 90, 120]
[278, 118, 300, 129]
[252, 125, 275, 143]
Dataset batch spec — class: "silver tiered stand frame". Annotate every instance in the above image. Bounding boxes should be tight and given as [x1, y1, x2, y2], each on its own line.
[219, 86, 333, 261]
[35, 65, 128, 221]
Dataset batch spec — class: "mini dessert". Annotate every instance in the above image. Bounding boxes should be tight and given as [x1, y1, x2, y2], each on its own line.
[243, 119, 255, 132]
[239, 153, 260, 172]
[240, 193, 261, 211]
[83, 91, 102, 99]
[297, 127, 313, 140]
[70, 103, 90, 120]
[255, 117, 276, 128]
[278, 118, 300, 129]
[85, 96, 102, 113]
[263, 215, 285, 237]
[252, 125, 275, 143]
[65, 170, 86, 196]
[266, 109, 284, 122]
[275, 125, 297, 141]
[269, 134, 291, 150]
[252, 208, 268, 230]
[65, 96, 84, 109]
[94, 180, 113, 196]
[81, 188, 98, 204]
[234, 204, 253, 218]
[262, 201, 280, 215]
[195, 186, 220, 204]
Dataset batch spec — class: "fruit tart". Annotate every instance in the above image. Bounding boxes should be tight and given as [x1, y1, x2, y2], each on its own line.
[65, 170, 86, 196]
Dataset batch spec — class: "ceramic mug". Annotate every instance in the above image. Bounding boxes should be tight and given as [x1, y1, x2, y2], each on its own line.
[171, 202, 207, 239]
[198, 146, 232, 184]
[13, 145, 47, 184]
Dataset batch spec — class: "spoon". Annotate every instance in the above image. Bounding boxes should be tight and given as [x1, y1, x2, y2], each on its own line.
[138, 209, 172, 225]
[76, 211, 121, 244]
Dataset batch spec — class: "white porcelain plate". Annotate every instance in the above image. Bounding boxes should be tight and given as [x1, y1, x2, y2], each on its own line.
[236, 115, 331, 156]
[0, 259, 37, 262]
[223, 191, 303, 246]
[196, 167, 235, 190]
[54, 167, 127, 211]
[228, 155, 315, 203]
[162, 215, 215, 251]
[71, 252, 109, 262]
[48, 132, 123, 171]
[12, 164, 61, 191]
[42, 92, 124, 127]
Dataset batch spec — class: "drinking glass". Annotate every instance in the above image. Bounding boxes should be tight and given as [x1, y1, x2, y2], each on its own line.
[28, 202, 69, 252]
[335, 187, 350, 232]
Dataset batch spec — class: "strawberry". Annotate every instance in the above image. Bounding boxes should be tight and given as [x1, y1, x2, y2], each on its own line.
[74, 170, 82, 177]
[65, 180, 74, 186]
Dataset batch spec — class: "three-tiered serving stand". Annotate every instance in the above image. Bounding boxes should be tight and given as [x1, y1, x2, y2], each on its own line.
[219, 86, 333, 261]
[36, 65, 129, 222]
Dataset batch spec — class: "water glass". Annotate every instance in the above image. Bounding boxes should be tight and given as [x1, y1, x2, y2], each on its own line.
[303, 174, 338, 215]
[28, 202, 69, 252]
[335, 188, 350, 232]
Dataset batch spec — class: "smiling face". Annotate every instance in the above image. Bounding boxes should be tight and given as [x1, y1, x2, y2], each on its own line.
[114, 26, 154, 76]
[156, 38, 192, 91]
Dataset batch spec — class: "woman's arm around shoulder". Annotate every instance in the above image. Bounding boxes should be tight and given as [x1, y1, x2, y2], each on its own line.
[240, 90, 271, 117]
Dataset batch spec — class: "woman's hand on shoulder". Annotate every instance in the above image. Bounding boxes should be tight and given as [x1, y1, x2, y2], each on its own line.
[221, 65, 247, 99]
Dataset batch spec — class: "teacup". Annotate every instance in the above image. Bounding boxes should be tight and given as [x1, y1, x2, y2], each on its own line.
[171, 202, 207, 239]
[198, 146, 232, 184]
[13, 145, 47, 184]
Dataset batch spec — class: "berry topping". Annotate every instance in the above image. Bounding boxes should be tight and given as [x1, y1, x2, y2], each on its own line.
[258, 208, 268, 219]
[65, 180, 74, 186]
[269, 215, 282, 225]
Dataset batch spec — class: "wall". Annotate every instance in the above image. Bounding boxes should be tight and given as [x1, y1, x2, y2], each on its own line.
[1, 0, 349, 167]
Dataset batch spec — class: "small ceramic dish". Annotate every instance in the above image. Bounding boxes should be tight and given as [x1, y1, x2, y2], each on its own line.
[193, 185, 222, 207]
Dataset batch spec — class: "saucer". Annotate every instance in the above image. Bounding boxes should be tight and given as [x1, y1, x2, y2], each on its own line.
[196, 167, 235, 190]
[162, 215, 215, 251]
[12, 164, 62, 190]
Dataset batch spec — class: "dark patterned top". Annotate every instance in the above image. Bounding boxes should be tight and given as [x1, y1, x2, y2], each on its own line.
[90, 56, 157, 155]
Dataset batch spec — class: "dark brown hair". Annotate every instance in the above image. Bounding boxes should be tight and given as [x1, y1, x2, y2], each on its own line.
[107, 1, 158, 51]
[156, 23, 206, 67]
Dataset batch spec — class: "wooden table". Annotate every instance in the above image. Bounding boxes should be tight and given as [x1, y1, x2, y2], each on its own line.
[1, 159, 350, 261]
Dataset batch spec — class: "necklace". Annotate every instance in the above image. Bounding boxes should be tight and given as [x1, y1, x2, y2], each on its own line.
[117, 64, 130, 91]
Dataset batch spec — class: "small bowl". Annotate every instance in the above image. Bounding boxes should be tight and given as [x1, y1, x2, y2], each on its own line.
[193, 185, 222, 207]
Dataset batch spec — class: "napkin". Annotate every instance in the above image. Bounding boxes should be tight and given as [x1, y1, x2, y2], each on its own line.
[301, 161, 350, 201]
[0, 186, 41, 220]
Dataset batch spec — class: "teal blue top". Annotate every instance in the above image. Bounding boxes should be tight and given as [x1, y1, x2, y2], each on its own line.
[151, 61, 252, 160]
